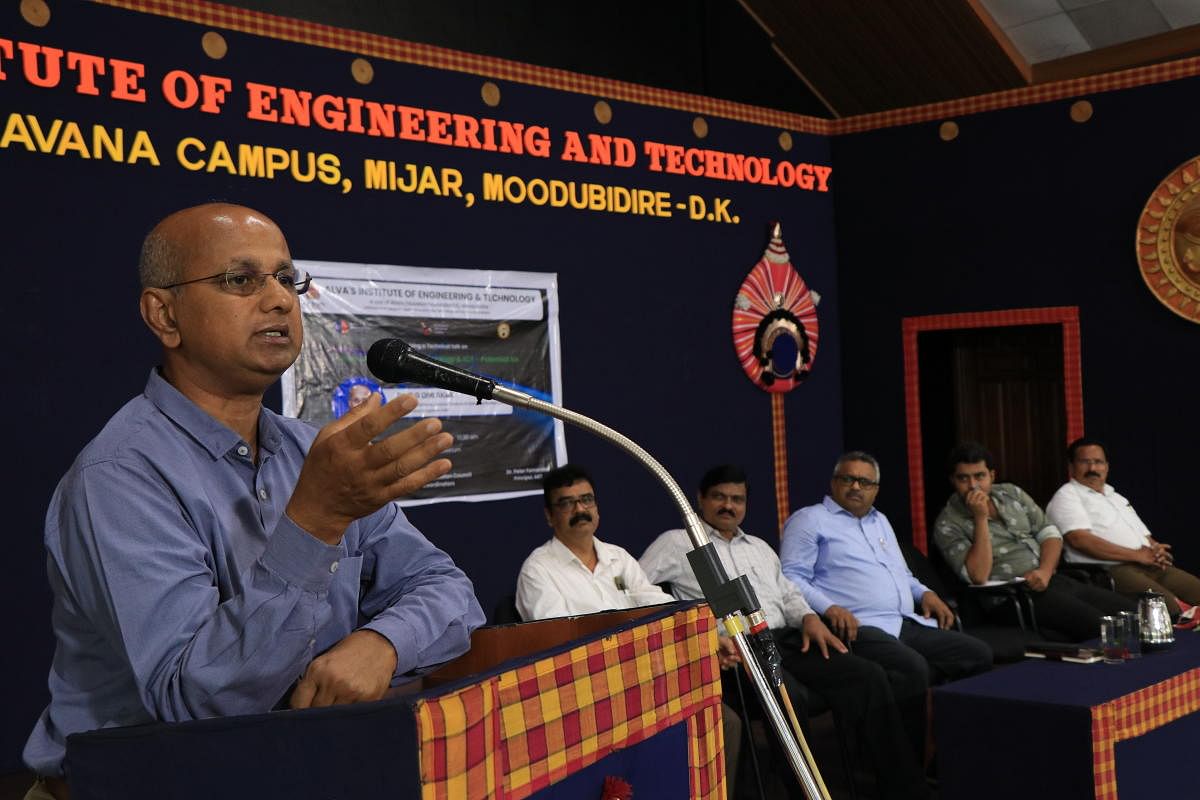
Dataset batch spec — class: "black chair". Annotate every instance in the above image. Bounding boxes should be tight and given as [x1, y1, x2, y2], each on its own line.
[901, 540, 1040, 662]
[491, 593, 521, 624]
[1058, 561, 1117, 591]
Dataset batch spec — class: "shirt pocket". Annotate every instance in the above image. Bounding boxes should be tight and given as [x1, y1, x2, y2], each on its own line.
[748, 563, 775, 589]
[1079, 501, 1117, 534]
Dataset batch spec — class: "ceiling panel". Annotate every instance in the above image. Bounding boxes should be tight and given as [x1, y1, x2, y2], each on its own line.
[1069, 0, 1169, 49]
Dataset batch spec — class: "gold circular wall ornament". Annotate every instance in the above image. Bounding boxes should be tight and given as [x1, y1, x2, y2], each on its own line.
[693, 116, 708, 139]
[938, 121, 959, 141]
[481, 82, 501, 107]
[1070, 100, 1093, 123]
[351, 58, 374, 85]
[20, 0, 50, 27]
[778, 131, 793, 152]
[593, 100, 612, 124]
[201, 32, 228, 60]
[1136, 156, 1200, 323]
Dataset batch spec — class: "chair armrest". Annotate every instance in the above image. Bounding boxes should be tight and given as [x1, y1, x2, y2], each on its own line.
[962, 582, 1039, 633]
[940, 596, 965, 632]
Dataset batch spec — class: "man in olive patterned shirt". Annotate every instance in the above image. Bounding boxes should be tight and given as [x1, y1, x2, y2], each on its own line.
[932, 442, 1133, 641]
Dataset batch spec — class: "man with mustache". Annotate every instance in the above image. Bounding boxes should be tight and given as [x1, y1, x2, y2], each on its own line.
[933, 441, 1134, 641]
[516, 465, 744, 792]
[1046, 437, 1200, 616]
[780, 451, 992, 765]
[515, 464, 674, 621]
[23, 204, 485, 800]
[641, 464, 932, 800]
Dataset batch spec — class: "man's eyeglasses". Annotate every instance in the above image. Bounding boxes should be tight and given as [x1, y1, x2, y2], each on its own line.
[833, 474, 879, 489]
[160, 268, 312, 297]
[550, 493, 596, 511]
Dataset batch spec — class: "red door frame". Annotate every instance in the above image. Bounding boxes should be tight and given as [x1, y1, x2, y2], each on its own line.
[902, 306, 1084, 553]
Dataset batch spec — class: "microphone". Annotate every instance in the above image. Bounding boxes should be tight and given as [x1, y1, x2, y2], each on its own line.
[367, 338, 497, 402]
[367, 339, 817, 793]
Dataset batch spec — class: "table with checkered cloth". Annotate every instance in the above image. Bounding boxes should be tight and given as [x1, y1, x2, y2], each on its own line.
[415, 603, 725, 799]
[934, 632, 1200, 800]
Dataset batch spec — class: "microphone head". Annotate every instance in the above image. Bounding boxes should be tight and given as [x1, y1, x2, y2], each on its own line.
[367, 338, 411, 383]
[367, 337, 497, 401]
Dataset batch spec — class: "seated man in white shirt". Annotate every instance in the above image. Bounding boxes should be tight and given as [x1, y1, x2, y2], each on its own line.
[516, 464, 674, 621]
[1046, 437, 1200, 616]
[514, 464, 743, 789]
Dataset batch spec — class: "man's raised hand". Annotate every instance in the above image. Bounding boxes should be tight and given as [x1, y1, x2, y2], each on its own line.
[286, 393, 453, 544]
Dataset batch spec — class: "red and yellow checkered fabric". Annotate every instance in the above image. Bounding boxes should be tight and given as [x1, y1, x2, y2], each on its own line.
[687, 699, 726, 800]
[1090, 668, 1200, 800]
[417, 681, 504, 800]
[416, 606, 724, 800]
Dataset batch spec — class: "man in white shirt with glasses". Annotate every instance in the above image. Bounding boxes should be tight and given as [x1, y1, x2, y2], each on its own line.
[1047, 437, 1200, 618]
[515, 464, 674, 621]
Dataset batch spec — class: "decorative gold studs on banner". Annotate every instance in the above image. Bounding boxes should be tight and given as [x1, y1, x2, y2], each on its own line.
[693, 116, 709, 139]
[481, 82, 501, 107]
[351, 58, 374, 85]
[201, 32, 227, 60]
[20, 0, 50, 27]
[778, 131, 793, 152]
[1070, 100, 1093, 123]
[594, 100, 613, 124]
[939, 121, 959, 141]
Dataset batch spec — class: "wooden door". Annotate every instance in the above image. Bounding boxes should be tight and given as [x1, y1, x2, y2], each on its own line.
[919, 324, 1065, 527]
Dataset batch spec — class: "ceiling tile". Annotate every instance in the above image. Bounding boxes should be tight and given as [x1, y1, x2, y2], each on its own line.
[1059, 0, 1108, 10]
[978, 0, 1064, 28]
[1151, 0, 1200, 28]
[1005, 12, 1092, 62]
[1069, 0, 1169, 49]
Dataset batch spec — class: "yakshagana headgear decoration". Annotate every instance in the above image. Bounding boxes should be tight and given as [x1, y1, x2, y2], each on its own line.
[732, 223, 820, 393]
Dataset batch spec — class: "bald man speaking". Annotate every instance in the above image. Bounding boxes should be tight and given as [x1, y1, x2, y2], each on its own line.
[23, 204, 484, 799]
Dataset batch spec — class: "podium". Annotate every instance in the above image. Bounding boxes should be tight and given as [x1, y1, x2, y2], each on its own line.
[66, 601, 726, 799]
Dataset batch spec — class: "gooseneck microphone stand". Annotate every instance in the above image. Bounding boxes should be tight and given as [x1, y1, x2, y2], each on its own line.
[367, 339, 828, 800]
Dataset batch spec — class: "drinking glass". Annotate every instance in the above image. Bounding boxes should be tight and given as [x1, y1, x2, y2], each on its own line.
[1120, 610, 1141, 659]
[1100, 616, 1124, 664]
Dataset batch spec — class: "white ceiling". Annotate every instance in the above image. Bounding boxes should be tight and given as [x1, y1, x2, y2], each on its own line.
[979, 0, 1200, 63]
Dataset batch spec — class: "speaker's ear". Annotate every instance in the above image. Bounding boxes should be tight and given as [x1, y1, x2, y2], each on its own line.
[140, 288, 181, 348]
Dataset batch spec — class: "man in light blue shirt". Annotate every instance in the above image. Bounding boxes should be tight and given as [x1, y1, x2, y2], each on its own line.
[644, 464, 933, 800]
[781, 451, 991, 758]
[23, 204, 485, 797]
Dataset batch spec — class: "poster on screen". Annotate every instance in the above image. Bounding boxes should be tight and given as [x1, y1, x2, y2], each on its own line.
[282, 261, 566, 505]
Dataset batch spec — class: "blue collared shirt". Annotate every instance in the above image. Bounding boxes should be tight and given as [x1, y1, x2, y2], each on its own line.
[24, 370, 485, 776]
[780, 496, 934, 636]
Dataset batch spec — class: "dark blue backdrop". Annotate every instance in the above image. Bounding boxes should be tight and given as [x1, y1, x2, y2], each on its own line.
[0, 1, 840, 771]
[833, 76, 1200, 567]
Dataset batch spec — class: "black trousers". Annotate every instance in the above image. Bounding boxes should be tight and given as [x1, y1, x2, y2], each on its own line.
[851, 619, 993, 700]
[849, 620, 993, 762]
[725, 627, 930, 800]
[1028, 573, 1137, 641]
